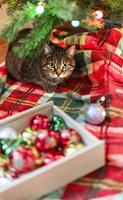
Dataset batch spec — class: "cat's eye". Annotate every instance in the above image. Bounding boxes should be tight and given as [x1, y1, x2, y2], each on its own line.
[49, 63, 55, 69]
[63, 63, 68, 68]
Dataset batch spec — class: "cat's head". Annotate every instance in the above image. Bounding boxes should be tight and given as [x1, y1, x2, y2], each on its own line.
[40, 44, 76, 82]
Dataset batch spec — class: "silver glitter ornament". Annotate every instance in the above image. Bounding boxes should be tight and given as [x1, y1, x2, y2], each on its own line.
[84, 103, 106, 125]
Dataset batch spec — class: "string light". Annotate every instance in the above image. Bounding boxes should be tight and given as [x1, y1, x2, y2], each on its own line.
[93, 10, 104, 20]
[36, 5, 44, 14]
[35, 0, 47, 15]
[71, 20, 80, 27]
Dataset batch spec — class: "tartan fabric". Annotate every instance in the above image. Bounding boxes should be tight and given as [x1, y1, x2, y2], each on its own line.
[0, 28, 123, 199]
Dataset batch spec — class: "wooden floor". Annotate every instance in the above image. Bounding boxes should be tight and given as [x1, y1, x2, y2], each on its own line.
[0, 40, 8, 64]
[0, 5, 9, 64]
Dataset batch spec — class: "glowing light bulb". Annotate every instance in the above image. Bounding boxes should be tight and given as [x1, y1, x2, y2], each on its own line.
[71, 20, 80, 27]
[93, 10, 104, 20]
[36, 5, 44, 14]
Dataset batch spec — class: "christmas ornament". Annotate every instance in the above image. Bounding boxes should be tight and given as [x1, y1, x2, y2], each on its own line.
[0, 127, 17, 139]
[60, 128, 82, 146]
[22, 127, 37, 145]
[9, 147, 43, 176]
[37, 129, 48, 138]
[84, 103, 106, 125]
[44, 143, 64, 157]
[55, 144, 64, 155]
[0, 113, 85, 183]
[76, 143, 85, 150]
[48, 130, 60, 141]
[54, 154, 64, 161]
[0, 139, 24, 156]
[52, 115, 66, 131]
[0, 156, 9, 172]
[42, 151, 64, 166]
[64, 143, 85, 156]
[8, 168, 19, 179]
[36, 129, 59, 151]
[30, 114, 50, 130]
[43, 153, 55, 165]
[36, 129, 48, 151]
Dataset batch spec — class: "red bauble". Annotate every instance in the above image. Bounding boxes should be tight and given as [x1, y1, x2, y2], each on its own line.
[9, 168, 19, 179]
[9, 147, 43, 175]
[30, 114, 50, 130]
[36, 129, 60, 151]
[48, 130, 61, 141]
[43, 153, 56, 165]
[60, 128, 81, 146]
[42, 152, 64, 166]
[54, 153, 64, 161]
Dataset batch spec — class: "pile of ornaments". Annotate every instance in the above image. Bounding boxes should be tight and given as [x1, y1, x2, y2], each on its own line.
[0, 114, 85, 187]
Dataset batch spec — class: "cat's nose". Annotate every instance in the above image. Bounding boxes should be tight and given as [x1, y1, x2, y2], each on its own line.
[56, 70, 61, 77]
[57, 73, 61, 77]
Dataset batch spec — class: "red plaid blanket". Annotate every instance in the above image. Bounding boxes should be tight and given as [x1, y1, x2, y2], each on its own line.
[0, 28, 123, 199]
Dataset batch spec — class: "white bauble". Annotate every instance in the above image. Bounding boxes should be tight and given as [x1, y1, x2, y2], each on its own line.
[0, 127, 17, 139]
[84, 103, 106, 125]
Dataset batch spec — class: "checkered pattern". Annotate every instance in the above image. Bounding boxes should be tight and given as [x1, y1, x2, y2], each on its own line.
[0, 28, 123, 199]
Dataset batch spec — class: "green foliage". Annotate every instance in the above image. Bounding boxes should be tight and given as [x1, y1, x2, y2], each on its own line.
[13, 15, 63, 57]
[1, 0, 79, 57]
[6, 0, 38, 13]
[0, 2, 38, 41]
[48, 0, 79, 21]
[13, 0, 79, 57]
[102, 0, 123, 18]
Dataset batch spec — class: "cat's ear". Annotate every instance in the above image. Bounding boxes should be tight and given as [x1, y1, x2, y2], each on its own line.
[66, 45, 75, 57]
[44, 43, 53, 55]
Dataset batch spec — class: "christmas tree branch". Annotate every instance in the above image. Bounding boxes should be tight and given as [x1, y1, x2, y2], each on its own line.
[3, 0, 79, 57]
[0, 2, 40, 41]
[13, 15, 63, 57]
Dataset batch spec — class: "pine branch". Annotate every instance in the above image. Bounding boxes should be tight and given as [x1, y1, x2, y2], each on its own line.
[6, 0, 79, 57]
[13, 15, 63, 57]
[6, 0, 38, 13]
[48, 0, 79, 21]
[0, 2, 38, 41]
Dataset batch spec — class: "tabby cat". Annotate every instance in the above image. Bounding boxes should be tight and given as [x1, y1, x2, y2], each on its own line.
[6, 29, 76, 93]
